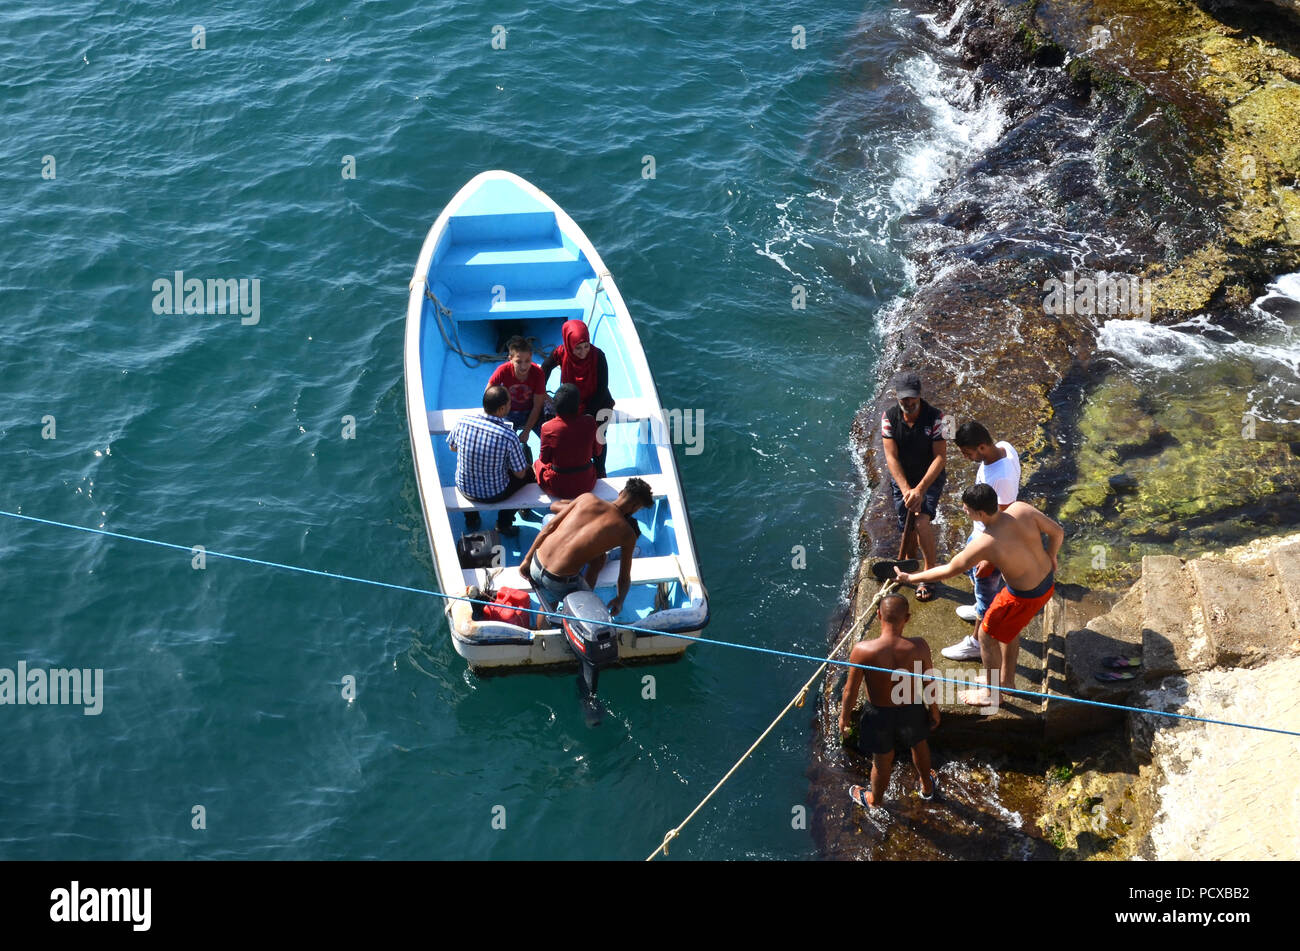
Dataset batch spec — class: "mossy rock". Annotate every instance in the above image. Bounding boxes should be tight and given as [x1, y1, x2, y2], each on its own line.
[1058, 364, 1300, 579]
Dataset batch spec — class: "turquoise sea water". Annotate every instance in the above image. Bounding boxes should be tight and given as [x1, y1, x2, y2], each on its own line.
[1, 1, 963, 859]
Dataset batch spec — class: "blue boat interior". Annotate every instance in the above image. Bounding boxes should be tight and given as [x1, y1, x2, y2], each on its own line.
[420, 176, 691, 622]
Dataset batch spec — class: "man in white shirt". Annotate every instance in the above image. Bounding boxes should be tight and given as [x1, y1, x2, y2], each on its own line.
[942, 421, 1021, 661]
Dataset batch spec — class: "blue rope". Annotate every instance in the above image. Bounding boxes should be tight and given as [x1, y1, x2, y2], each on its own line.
[3, 508, 1298, 739]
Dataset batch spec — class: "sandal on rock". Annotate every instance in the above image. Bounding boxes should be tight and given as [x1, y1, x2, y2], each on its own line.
[848, 784, 876, 808]
[1102, 655, 1142, 670]
[915, 582, 936, 603]
[919, 770, 940, 801]
[1094, 670, 1138, 682]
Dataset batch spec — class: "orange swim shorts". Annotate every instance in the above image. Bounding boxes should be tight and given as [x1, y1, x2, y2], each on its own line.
[980, 574, 1054, 644]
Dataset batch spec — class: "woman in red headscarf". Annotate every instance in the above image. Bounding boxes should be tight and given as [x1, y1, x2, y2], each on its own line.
[541, 320, 615, 476]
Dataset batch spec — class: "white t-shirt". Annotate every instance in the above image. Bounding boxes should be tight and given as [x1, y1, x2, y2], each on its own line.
[971, 441, 1020, 535]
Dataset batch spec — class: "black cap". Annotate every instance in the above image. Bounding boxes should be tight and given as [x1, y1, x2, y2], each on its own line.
[893, 372, 922, 399]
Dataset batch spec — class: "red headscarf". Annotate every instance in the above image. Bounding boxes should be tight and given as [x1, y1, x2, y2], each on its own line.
[559, 319, 598, 407]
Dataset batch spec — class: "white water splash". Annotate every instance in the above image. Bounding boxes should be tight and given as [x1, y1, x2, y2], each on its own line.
[1097, 272, 1300, 422]
[1256, 271, 1300, 311]
[1087, 25, 1113, 52]
[917, 0, 974, 40]
[1096, 319, 1219, 372]
[890, 51, 1008, 212]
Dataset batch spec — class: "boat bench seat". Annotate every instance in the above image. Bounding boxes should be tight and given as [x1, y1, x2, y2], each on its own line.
[428, 398, 662, 434]
[477, 555, 682, 592]
[442, 473, 672, 511]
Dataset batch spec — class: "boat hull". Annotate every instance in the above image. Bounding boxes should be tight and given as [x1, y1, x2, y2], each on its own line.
[404, 171, 708, 672]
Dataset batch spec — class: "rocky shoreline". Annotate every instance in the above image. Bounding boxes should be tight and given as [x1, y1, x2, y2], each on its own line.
[1040, 532, 1300, 859]
[813, 0, 1300, 859]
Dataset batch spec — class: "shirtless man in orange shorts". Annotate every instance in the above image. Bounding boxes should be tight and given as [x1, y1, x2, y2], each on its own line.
[896, 483, 1064, 706]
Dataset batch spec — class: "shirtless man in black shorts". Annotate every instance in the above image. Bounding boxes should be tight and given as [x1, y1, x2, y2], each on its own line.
[520, 477, 654, 617]
[840, 593, 941, 807]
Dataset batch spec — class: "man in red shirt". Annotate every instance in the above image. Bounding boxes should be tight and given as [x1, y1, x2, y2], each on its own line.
[487, 336, 545, 444]
[534, 383, 599, 498]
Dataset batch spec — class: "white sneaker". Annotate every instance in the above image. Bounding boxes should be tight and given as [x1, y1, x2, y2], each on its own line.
[955, 604, 980, 623]
[941, 634, 982, 661]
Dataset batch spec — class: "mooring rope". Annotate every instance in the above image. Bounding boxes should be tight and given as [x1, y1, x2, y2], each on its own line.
[3, 510, 1297, 741]
[412, 277, 499, 369]
[644, 579, 898, 860]
[9, 507, 1300, 858]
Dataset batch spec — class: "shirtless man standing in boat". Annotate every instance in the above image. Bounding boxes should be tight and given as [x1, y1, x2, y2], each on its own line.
[521, 477, 654, 617]
[896, 484, 1064, 706]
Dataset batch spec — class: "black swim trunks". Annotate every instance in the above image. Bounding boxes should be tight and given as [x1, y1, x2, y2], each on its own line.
[857, 702, 930, 756]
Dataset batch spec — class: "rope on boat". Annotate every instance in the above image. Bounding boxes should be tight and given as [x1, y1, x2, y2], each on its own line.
[5, 509, 1300, 746]
[411, 277, 500, 369]
[644, 579, 898, 861]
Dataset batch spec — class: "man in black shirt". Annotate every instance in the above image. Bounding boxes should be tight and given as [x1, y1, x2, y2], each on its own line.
[880, 372, 948, 601]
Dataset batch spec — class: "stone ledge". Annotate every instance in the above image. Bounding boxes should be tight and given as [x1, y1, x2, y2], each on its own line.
[1189, 557, 1297, 668]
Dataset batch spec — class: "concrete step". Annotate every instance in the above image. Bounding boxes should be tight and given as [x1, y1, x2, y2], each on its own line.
[1052, 587, 1138, 741]
[1188, 557, 1297, 668]
[1139, 554, 1214, 678]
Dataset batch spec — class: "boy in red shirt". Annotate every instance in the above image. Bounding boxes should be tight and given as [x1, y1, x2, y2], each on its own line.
[487, 336, 545, 443]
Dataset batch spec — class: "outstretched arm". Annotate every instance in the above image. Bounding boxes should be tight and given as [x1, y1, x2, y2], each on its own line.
[897, 539, 985, 585]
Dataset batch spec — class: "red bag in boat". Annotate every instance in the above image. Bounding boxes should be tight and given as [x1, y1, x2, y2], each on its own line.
[482, 587, 531, 627]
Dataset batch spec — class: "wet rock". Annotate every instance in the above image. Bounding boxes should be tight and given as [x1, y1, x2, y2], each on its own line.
[938, 200, 986, 231]
[1113, 425, 1179, 463]
[823, 0, 1300, 857]
[1056, 371, 1300, 587]
[1107, 473, 1138, 493]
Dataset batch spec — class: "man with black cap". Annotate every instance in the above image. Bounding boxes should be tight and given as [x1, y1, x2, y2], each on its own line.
[880, 371, 948, 601]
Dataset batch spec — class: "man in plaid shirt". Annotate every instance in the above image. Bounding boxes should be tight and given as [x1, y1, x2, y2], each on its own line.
[448, 385, 533, 536]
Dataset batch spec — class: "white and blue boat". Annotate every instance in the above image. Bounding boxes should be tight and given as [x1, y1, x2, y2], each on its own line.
[404, 171, 710, 678]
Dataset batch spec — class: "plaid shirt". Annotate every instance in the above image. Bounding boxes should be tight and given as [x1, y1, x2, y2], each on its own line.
[448, 412, 527, 499]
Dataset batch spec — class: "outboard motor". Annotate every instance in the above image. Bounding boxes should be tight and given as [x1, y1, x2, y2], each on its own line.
[560, 590, 619, 720]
